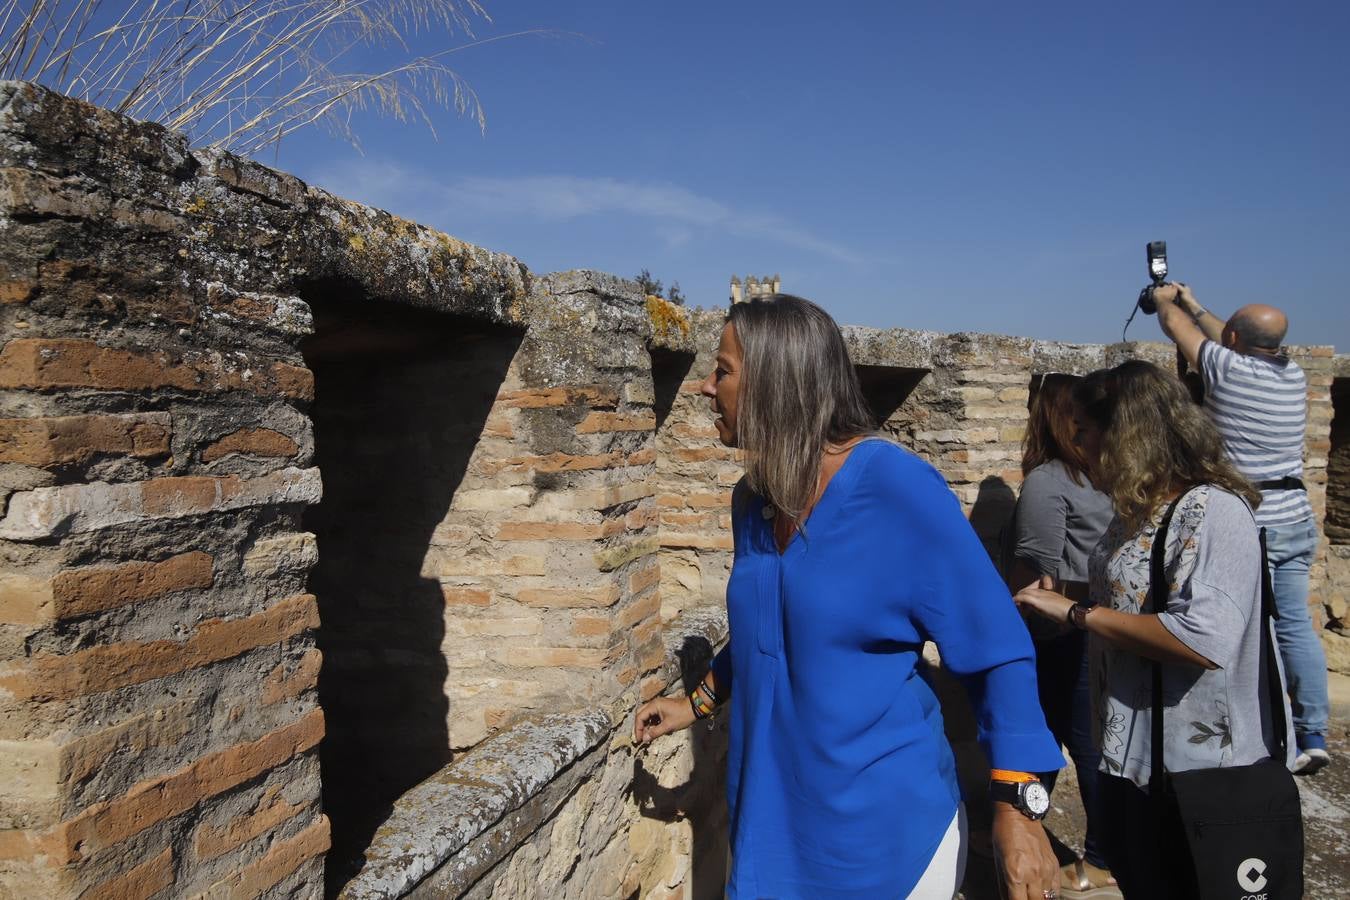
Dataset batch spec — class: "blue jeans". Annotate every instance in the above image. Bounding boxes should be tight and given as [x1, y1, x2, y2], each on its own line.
[1036, 630, 1108, 868]
[1265, 517, 1328, 750]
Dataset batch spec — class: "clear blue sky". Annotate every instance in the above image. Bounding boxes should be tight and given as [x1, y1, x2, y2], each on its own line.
[276, 1, 1349, 349]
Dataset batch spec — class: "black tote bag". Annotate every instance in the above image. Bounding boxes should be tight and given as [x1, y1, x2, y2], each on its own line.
[1149, 491, 1304, 900]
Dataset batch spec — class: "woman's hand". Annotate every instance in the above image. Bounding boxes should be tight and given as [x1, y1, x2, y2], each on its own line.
[1014, 575, 1074, 626]
[992, 804, 1061, 900]
[633, 696, 696, 746]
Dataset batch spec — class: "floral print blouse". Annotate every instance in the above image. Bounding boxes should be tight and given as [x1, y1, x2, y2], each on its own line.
[1088, 485, 1295, 788]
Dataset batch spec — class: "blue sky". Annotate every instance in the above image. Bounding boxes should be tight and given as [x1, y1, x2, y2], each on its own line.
[276, 1, 1349, 349]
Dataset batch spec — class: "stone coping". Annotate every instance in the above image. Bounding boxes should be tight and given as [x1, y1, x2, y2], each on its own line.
[337, 606, 729, 899]
[1334, 354, 1350, 379]
[338, 711, 612, 899]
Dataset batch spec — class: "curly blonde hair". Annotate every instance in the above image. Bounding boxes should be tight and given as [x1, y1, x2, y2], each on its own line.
[1074, 361, 1259, 531]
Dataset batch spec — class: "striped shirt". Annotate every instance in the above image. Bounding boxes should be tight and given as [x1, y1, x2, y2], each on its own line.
[1199, 340, 1312, 528]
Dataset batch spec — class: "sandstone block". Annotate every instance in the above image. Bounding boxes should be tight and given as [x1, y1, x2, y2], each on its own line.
[0, 467, 322, 540]
[445, 617, 541, 637]
[452, 487, 534, 512]
[428, 554, 547, 578]
[658, 533, 733, 551]
[571, 615, 611, 637]
[685, 491, 733, 509]
[628, 564, 660, 596]
[575, 412, 656, 434]
[622, 381, 656, 406]
[0, 413, 170, 468]
[0, 573, 55, 626]
[962, 405, 1021, 420]
[516, 585, 620, 609]
[441, 587, 492, 607]
[243, 532, 319, 579]
[492, 644, 623, 668]
[625, 506, 660, 530]
[618, 593, 661, 630]
[496, 520, 624, 541]
[533, 480, 655, 513]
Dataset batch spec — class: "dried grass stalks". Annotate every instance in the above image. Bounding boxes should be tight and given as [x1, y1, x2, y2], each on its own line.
[0, 0, 515, 154]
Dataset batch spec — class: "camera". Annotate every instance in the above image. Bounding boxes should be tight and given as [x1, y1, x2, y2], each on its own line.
[1136, 240, 1168, 314]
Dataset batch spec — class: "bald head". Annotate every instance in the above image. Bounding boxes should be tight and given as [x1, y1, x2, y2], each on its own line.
[1225, 304, 1288, 353]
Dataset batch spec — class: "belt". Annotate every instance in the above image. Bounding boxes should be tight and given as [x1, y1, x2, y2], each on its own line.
[1255, 477, 1305, 492]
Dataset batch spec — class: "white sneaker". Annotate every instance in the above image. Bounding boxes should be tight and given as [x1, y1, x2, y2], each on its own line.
[1292, 747, 1330, 775]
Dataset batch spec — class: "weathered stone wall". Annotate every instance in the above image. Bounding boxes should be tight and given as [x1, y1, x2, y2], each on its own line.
[1323, 358, 1350, 670]
[0, 81, 1341, 899]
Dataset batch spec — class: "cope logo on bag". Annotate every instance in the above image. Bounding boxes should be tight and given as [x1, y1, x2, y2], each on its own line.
[1236, 856, 1268, 898]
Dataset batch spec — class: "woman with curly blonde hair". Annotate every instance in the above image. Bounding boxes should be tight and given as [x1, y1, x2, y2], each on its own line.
[1015, 361, 1294, 898]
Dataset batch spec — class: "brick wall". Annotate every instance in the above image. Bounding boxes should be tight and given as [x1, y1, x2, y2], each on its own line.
[0, 83, 330, 897]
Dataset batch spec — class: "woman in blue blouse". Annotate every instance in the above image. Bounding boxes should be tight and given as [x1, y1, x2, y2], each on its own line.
[634, 295, 1065, 899]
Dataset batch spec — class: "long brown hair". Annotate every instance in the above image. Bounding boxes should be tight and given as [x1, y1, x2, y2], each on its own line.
[726, 294, 876, 519]
[1074, 361, 1260, 531]
[1023, 373, 1092, 485]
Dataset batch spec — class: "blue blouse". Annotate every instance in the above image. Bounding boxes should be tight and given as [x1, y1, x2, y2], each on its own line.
[711, 439, 1063, 898]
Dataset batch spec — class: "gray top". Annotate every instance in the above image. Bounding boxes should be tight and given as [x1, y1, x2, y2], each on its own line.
[1012, 460, 1114, 584]
[1089, 485, 1296, 788]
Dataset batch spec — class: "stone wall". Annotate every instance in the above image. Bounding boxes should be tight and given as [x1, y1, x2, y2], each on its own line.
[1323, 357, 1350, 670]
[0, 81, 1341, 899]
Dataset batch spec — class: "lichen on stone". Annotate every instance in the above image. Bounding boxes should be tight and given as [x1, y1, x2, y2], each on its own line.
[645, 294, 689, 341]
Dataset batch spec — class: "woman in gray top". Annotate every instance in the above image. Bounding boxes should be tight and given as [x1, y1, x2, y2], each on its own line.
[1008, 373, 1117, 897]
[1016, 362, 1294, 898]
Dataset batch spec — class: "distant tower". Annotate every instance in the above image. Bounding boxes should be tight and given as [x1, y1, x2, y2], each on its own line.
[729, 273, 781, 304]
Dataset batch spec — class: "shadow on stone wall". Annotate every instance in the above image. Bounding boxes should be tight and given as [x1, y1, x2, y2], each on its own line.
[629, 634, 729, 898]
[652, 348, 696, 432]
[300, 292, 524, 893]
[855, 364, 929, 433]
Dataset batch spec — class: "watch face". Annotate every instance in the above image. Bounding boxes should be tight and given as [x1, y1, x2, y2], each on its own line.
[1024, 782, 1051, 816]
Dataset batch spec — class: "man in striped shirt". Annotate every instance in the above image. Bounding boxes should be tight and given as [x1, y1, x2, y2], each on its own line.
[1153, 283, 1330, 774]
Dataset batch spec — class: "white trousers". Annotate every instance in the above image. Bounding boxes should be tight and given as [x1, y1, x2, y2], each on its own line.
[908, 804, 969, 899]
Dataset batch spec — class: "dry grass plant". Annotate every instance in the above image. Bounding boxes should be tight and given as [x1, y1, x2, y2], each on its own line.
[0, 0, 534, 155]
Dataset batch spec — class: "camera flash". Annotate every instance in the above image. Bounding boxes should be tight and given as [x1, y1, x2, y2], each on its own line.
[1146, 241, 1168, 282]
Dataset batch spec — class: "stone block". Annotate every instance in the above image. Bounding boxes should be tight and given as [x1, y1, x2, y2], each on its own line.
[200, 428, 298, 462]
[0, 710, 323, 866]
[0, 413, 170, 468]
[0, 467, 322, 540]
[47, 551, 214, 620]
[0, 338, 312, 401]
[243, 532, 319, 579]
[191, 816, 328, 900]
[0, 593, 317, 701]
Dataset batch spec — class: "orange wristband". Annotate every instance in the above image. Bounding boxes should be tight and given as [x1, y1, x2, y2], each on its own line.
[990, 769, 1038, 783]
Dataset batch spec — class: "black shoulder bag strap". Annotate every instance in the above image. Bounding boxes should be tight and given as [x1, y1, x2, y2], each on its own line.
[1148, 491, 1290, 840]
